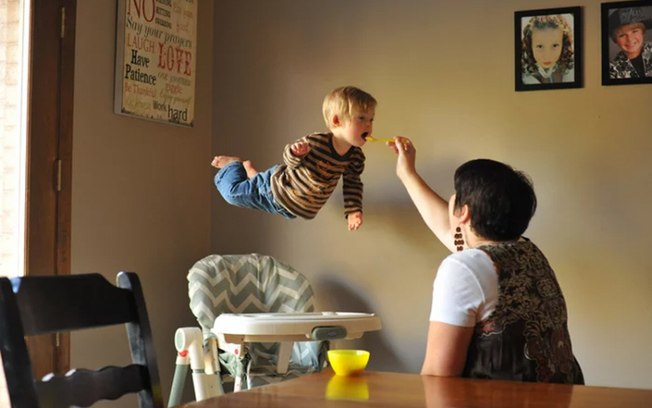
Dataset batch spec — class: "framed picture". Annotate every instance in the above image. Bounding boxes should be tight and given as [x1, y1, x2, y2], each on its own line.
[601, 1, 652, 85]
[515, 7, 583, 91]
[114, 0, 198, 126]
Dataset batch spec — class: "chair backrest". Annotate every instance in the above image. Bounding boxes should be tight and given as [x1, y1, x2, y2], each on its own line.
[0, 272, 163, 408]
[188, 253, 316, 336]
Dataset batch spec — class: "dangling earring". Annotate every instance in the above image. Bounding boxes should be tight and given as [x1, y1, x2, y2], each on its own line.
[454, 226, 464, 252]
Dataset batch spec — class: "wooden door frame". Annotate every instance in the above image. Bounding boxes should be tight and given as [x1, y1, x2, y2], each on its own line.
[25, 0, 75, 377]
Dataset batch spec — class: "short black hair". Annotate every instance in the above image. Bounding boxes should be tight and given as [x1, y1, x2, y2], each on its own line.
[454, 159, 537, 241]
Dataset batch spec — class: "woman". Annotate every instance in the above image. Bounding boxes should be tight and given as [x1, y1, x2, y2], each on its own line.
[387, 137, 584, 384]
[608, 7, 652, 79]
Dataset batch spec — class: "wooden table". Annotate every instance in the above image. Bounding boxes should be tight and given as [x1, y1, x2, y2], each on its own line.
[177, 369, 652, 407]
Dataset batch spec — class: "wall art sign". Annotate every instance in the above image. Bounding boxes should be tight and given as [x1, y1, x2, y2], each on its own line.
[114, 0, 197, 126]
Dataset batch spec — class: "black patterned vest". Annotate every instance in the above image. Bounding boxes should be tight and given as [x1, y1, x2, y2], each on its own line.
[462, 238, 584, 384]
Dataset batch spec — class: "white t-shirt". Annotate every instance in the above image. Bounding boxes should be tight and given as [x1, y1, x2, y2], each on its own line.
[429, 249, 499, 327]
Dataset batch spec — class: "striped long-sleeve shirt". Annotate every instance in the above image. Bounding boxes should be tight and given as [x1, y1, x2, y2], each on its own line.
[270, 132, 364, 220]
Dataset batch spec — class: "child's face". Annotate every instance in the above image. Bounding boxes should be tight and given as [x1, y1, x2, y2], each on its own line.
[531, 27, 564, 69]
[614, 23, 645, 59]
[335, 107, 375, 147]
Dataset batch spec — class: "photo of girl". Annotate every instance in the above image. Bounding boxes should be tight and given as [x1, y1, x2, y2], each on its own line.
[521, 14, 575, 84]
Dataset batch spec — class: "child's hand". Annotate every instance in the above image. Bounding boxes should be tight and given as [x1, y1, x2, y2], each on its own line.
[347, 211, 363, 231]
[290, 141, 311, 157]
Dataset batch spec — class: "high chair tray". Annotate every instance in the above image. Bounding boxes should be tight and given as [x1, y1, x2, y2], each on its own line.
[212, 312, 381, 342]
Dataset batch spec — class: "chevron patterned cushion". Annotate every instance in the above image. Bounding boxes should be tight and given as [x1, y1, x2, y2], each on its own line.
[187, 254, 326, 388]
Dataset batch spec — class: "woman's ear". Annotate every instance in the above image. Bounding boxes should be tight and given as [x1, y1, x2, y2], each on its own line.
[458, 204, 471, 224]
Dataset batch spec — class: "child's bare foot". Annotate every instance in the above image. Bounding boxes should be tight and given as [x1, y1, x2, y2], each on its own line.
[243, 160, 258, 178]
[211, 155, 241, 169]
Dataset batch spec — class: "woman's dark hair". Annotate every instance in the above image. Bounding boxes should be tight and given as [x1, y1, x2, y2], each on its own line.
[454, 159, 537, 241]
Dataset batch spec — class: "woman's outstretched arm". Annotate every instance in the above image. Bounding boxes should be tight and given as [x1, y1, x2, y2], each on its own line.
[388, 137, 456, 252]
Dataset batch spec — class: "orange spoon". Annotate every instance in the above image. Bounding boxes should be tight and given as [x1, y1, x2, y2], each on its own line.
[365, 136, 394, 143]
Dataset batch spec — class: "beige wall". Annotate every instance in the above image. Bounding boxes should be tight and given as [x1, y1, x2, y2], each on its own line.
[211, 0, 652, 390]
[68, 1, 651, 405]
[72, 1, 214, 405]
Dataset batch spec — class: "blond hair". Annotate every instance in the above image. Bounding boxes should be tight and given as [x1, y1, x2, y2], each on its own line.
[322, 86, 377, 128]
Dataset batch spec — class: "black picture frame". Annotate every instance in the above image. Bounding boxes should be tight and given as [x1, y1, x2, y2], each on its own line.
[601, 1, 652, 85]
[515, 7, 583, 91]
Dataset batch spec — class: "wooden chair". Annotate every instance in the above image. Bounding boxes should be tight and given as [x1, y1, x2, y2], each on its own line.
[0, 272, 163, 408]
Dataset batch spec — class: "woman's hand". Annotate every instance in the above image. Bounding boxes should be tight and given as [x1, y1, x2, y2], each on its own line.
[386, 136, 416, 181]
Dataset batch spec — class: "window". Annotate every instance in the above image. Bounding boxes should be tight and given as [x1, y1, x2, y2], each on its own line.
[1, 0, 75, 390]
[0, 0, 30, 279]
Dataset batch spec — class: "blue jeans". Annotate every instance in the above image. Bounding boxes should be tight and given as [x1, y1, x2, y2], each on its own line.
[214, 162, 296, 219]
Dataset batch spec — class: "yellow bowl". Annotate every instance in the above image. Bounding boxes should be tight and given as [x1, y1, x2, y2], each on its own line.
[327, 349, 370, 376]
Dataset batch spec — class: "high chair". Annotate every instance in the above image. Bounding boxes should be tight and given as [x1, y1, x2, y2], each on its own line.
[168, 253, 328, 405]
[167, 253, 382, 406]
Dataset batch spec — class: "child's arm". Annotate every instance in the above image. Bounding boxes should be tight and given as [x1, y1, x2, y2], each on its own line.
[342, 152, 364, 229]
[347, 211, 363, 231]
[282, 137, 311, 168]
